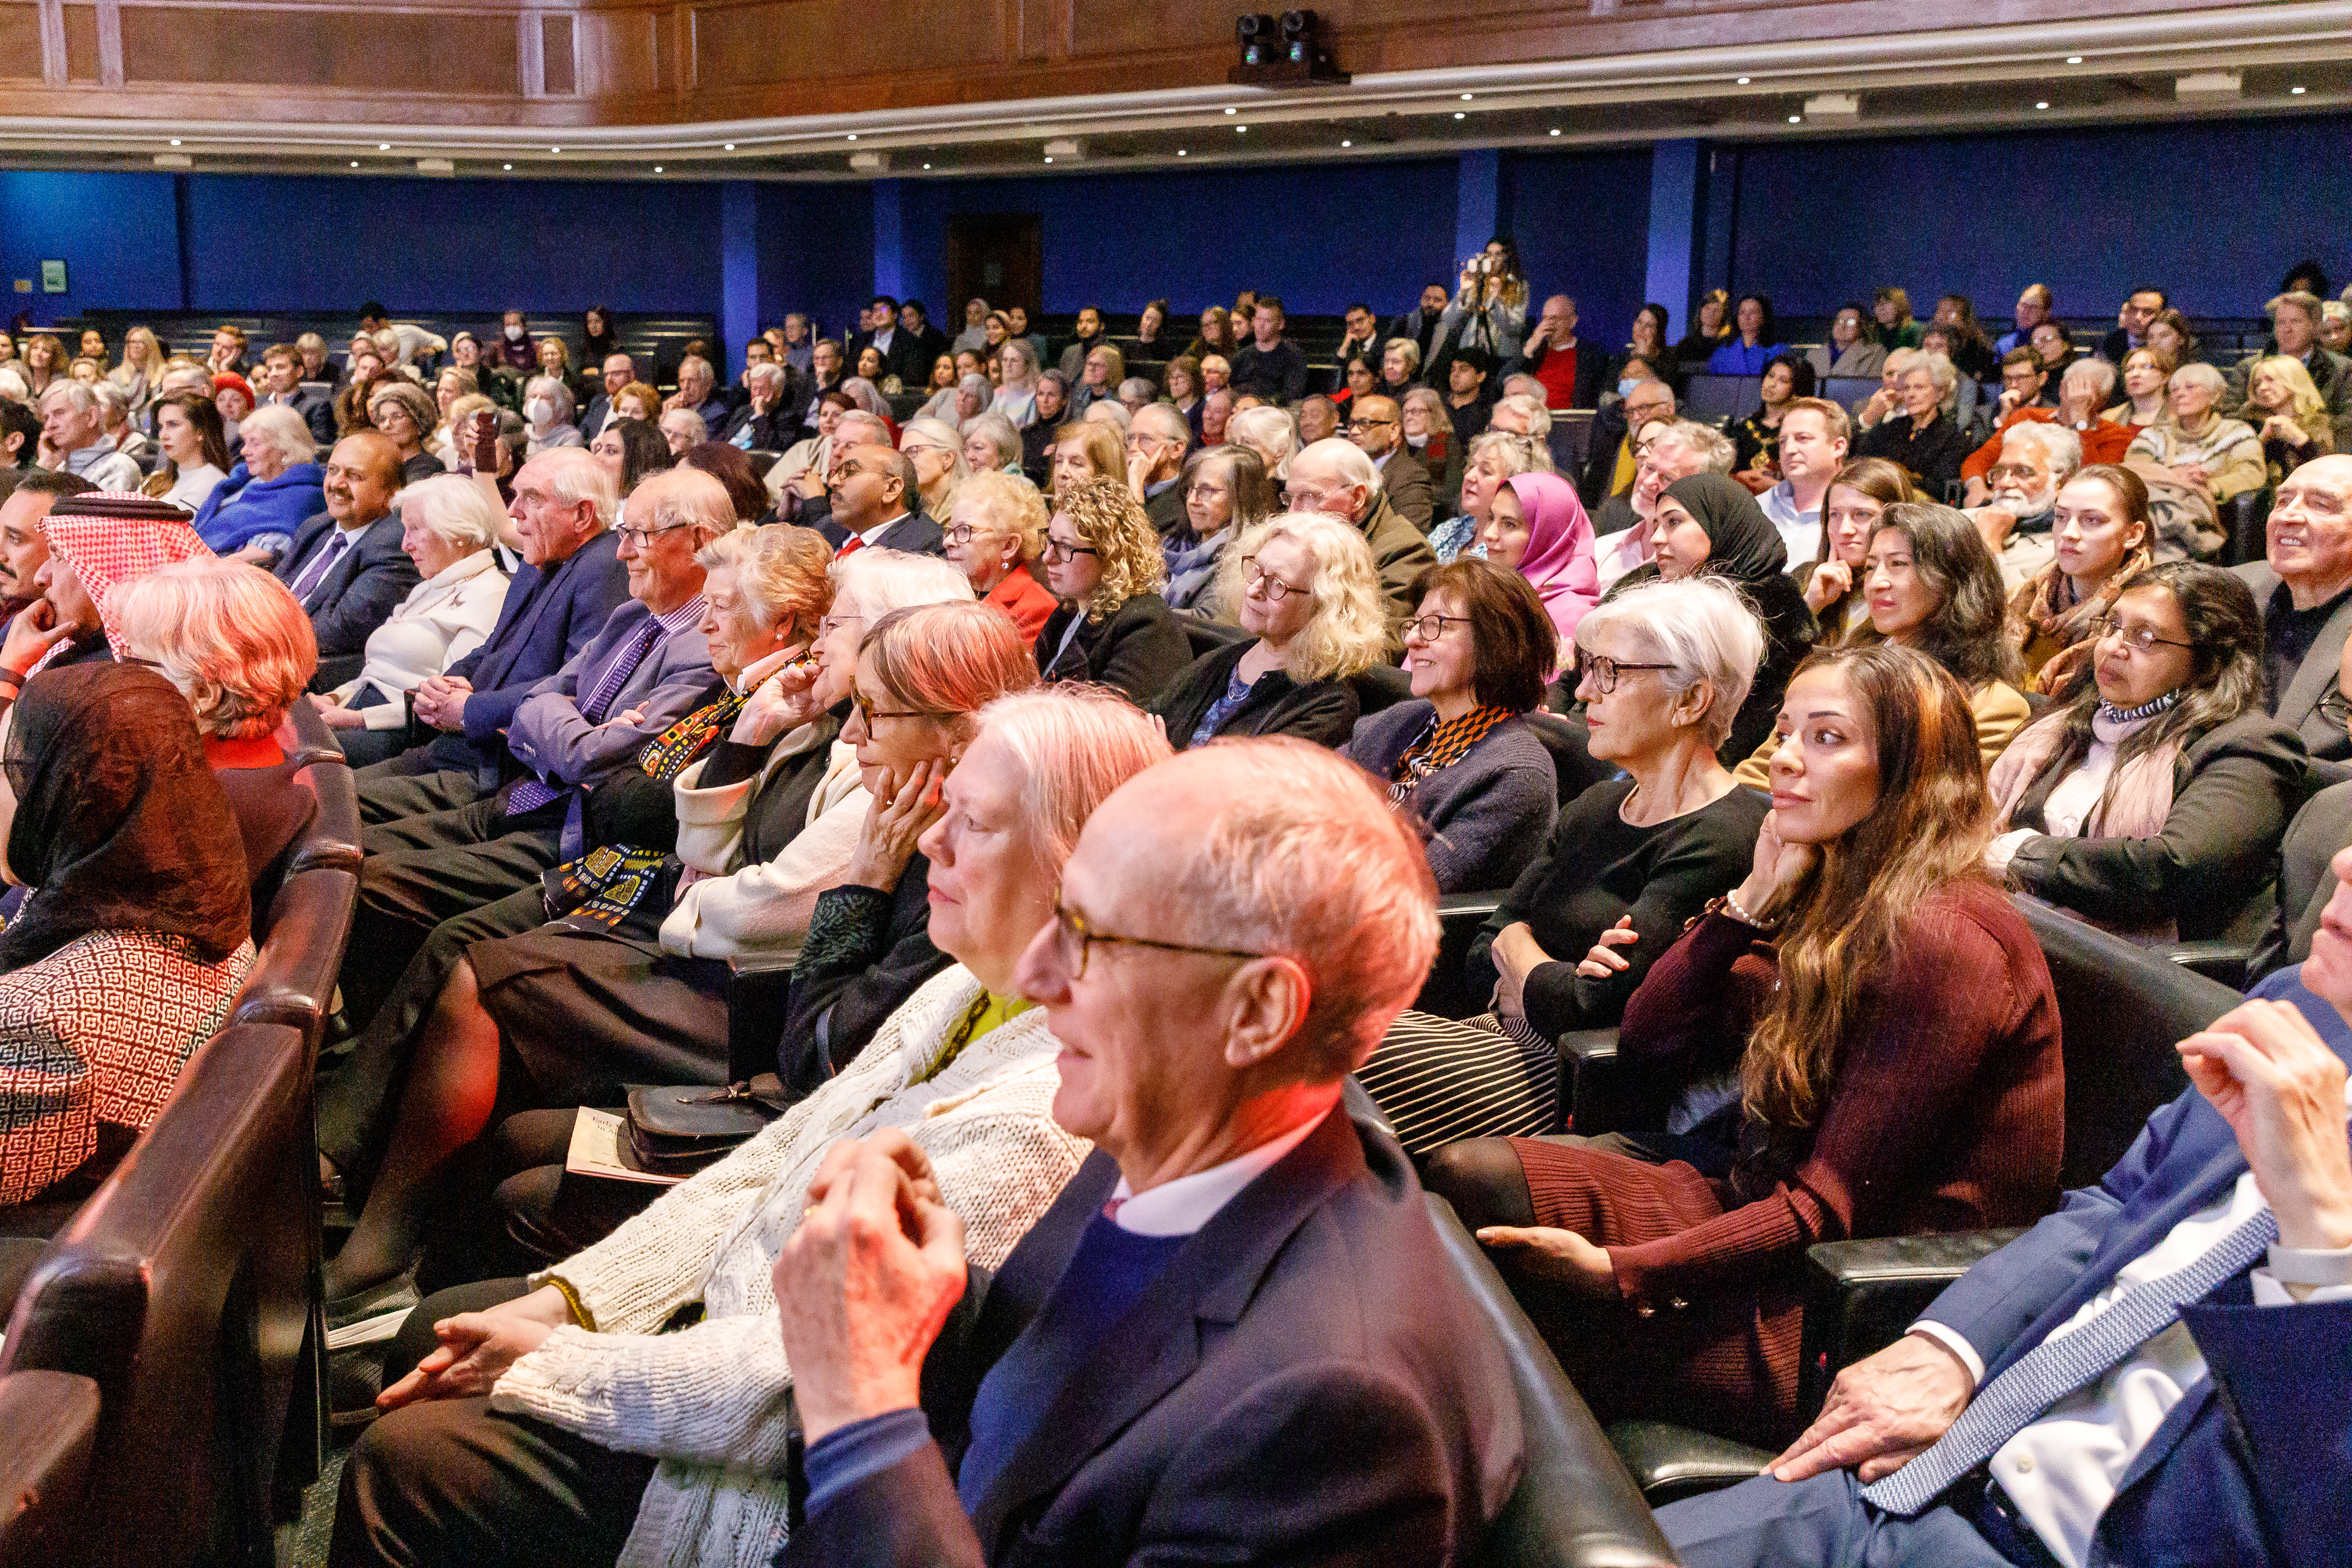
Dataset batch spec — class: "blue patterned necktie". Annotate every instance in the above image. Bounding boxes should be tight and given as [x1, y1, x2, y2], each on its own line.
[505, 616, 663, 816]
[289, 529, 350, 605]
[1863, 1203, 2280, 1517]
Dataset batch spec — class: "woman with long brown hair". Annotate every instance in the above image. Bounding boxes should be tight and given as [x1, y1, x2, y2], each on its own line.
[1424, 641, 2063, 1446]
[1797, 456, 1914, 642]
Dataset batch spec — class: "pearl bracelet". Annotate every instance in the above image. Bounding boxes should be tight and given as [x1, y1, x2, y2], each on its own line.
[1720, 887, 1776, 931]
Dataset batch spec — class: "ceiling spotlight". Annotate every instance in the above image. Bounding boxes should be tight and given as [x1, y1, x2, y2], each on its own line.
[1177, 149, 1188, 156]
[2036, 100, 2050, 109]
[1736, 76, 1750, 85]
[1043, 156, 1054, 163]
[1453, 111, 1466, 120]
[2291, 84, 2308, 94]
[1340, 139, 1352, 146]
[1548, 127, 1561, 136]
[349, 160, 360, 167]
[724, 142, 736, 150]
[550, 146, 561, 152]
[1460, 93, 1473, 101]
[2066, 55, 2082, 64]
[846, 134, 858, 141]
[652, 165, 663, 172]
[1225, 106, 1238, 115]
[922, 162, 932, 169]
[1236, 124, 1247, 132]
[378, 142, 390, 150]
[1787, 115, 1801, 124]
[168, 138, 181, 146]
[502, 162, 513, 170]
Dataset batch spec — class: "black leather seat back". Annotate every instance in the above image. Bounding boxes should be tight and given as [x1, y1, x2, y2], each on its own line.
[1179, 615, 1247, 662]
[0, 1370, 101, 1568]
[1348, 660, 1415, 717]
[0, 1022, 319, 1567]
[1418, 891, 1506, 1021]
[232, 866, 358, 1047]
[2013, 896, 2228, 1189]
[282, 708, 362, 876]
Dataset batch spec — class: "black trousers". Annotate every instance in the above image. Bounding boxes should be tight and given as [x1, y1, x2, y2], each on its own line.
[355, 759, 487, 826]
[331, 1279, 658, 1568]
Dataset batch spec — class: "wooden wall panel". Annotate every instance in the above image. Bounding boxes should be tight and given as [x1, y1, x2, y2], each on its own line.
[0, 2, 40, 75]
[541, 10, 573, 91]
[118, 4, 518, 91]
[60, 0, 98, 78]
[1067, 0, 1224, 59]
[692, 0, 1002, 89]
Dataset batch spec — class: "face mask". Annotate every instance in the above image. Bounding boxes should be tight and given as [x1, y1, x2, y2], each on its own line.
[504, 325, 526, 342]
[525, 398, 553, 425]
[1618, 378, 1640, 398]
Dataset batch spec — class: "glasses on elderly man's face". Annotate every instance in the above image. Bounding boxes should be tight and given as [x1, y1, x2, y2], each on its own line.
[1575, 652, 1675, 694]
[2089, 614, 2196, 654]
[1050, 894, 1268, 981]
[1241, 557, 1311, 601]
[1347, 416, 1397, 432]
[1984, 462, 2044, 485]
[616, 522, 697, 549]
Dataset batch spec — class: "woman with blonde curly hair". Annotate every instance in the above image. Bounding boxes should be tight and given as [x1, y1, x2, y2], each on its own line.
[1034, 473, 1192, 701]
[113, 558, 323, 900]
[1152, 511, 1392, 749]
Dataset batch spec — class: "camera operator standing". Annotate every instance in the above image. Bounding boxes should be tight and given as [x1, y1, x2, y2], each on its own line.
[1438, 238, 1531, 371]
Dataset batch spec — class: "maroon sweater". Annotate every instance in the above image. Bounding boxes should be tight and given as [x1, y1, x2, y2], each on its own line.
[1608, 878, 2065, 1306]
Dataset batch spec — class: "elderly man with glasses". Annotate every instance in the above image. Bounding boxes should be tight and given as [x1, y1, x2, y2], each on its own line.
[1124, 403, 1193, 536]
[1348, 393, 1435, 531]
[774, 737, 1525, 1568]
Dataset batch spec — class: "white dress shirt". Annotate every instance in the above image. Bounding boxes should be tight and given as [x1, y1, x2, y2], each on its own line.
[1758, 480, 1825, 568]
[1911, 1075, 2352, 1568]
[1105, 1114, 1325, 1237]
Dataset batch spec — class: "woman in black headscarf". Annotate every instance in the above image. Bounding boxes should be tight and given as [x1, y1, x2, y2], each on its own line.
[1606, 472, 1820, 764]
[0, 662, 254, 1211]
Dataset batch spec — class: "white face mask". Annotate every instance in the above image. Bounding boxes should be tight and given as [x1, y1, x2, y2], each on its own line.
[504, 324, 526, 342]
[525, 398, 553, 426]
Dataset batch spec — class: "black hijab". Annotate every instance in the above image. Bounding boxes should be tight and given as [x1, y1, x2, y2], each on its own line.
[1660, 472, 1789, 584]
[0, 662, 249, 969]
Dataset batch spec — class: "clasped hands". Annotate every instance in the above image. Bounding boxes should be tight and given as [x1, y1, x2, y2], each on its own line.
[1772, 993, 2352, 1487]
[774, 1128, 969, 1443]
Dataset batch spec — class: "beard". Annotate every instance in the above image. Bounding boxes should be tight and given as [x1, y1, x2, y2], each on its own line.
[1991, 482, 2055, 517]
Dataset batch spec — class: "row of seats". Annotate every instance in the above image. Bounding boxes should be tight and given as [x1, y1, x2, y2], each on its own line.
[0, 703, 359, 1568]
[55, 311, 720, 385]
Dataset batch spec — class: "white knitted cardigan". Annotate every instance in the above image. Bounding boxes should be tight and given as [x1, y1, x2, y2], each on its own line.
[488, 965, 1089, 1568]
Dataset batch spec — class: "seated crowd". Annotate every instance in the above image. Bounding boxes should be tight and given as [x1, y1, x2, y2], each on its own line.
[0, 261, 2347, 1568]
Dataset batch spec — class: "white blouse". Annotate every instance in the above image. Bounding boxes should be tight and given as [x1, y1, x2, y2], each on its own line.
[160, 462, 226, 513]
[330, 549, 511, 728]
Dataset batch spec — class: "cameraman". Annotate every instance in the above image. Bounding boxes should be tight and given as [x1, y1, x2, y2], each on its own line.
[1438, 237, 1531, 368]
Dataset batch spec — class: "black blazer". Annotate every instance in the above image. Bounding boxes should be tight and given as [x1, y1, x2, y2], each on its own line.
[784, 1107, 1525, 1568]
[1150, 637, 1360, 751]
[715, 402, 802, 452]
[810, 505, 943, 556]
[1141, 477, 1189, 538]
[2004, 711, 2308, 938]
[272, 510, 421, 679]
[1033, 593, 1192, 704]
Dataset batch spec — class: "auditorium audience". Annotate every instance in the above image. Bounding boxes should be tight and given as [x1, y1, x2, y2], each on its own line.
[1608, 302, 1680, 391]
[1736, 500, 2029, 785]
[586, 416, 671, 497]
[1433, 428, 1553, 564]
[1359, 574, 1765, 1148]
[0, 662, 254, 1210]
[1224, 401, 1298, 487]
[369, 380, 447, 485]
[1987, 562, 2303, 941]
[896, 416, 968, 520]
[2106, 343, 2177, 430]
[943, 468, 1057, 641]
[328, 686, 1175, 1568]
[1431, 641, 2062, 1446]
[2242, 354, 2337, 483]
[1961, 355, 2133, 501]
[2005, 462, 2157, 690]
[1034, 475, 1190, 699]
[1594, 417, 1735, 588]
[13, 493, 215, 690]
[1807, 303, 1888, 381]
[1853, 351, 1968, 493]
[113, 559, 321, 900]
[2234, 454, 2352, 763]
[522, 376, 583, 455]
[1160, 443, 1274, 618]
[1152, 512, 1388, 749]
[1728, 354, 1814, 478]
[308, 475, 513, 766]
[272, 431, 418, 684]
[1046, 418, 1125, 505]
[1709, 293, 1791, 375]
[1970, 420, 2081, 589]
[1478, 468, 1598, 645]
[2128, 362, 2265, 505]
[1283, 437, 1441, 622]
[36, 381, 141, 491]
[1123, 402, 1192, 534]
[1755, 395, 1850, 566]
[1578, 375, 1677, 511]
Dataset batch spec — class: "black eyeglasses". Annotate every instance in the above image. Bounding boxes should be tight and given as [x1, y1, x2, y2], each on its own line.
[1575, 653, 1675, 693]
[850, 690, 935, 727]
[615, 522, 698, 549]
[1051, 895, 1266, 980]
[1403, 612, 1471, 642]
[1347, 417, 1397, 431]
[2089, 615, 2195, 654]
[1042, 538, 1097, 563]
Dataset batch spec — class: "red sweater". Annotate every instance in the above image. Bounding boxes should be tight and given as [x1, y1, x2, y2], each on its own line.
[1960, 406, 2137, 485]
[985, 567, 1061, 646]
[1607, 879, 2065, 1304]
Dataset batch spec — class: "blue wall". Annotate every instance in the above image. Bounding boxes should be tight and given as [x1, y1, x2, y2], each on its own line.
[0, 171, 184, 314]
[1723, 113, 2352, 320]
[1501, 146, 1656, 352]
[756, 182, 873, 344]
[894, 158, 1464, 319]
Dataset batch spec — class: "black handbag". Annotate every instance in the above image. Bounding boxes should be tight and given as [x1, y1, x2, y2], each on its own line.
[624, 1074, 794, 1175]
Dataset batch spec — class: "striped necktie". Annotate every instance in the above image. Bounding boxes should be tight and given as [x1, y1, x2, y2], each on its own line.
[505, 616, 664, 815]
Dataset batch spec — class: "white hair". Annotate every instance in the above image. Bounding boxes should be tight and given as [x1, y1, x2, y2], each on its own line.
[743, 361, 786, 392]
[1908, 350, 1958, 394]
[968, 686, 1172, 872]
[521, 444, 618, 530]
[1293, 436, 1378, 491]
[834, 410, 892, 449]
[962, 411, 1023, 470]
[38, 380, 98, 414]
[239, 403, 318, 466]
[831, 545, 974, 620]
[2170, 361, 2227, 399]
[1130, 402, 1190, 445]
[1999, 420, 2082, 481]
[1494, 392, 1553, 439]
[1572, 575, 1764, 747]
[660, 407, 709, 445]
[1083, 399, 1132, 433]
[1653, 418, 1736, 475]
[2058, 356, 2116, 405]
[396, 472, 505, 552]
[1227, 404, 1299, 478]
[524, 374, 576, 424]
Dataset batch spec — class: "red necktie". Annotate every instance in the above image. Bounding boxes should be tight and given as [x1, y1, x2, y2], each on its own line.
[835, 536, 865, 558]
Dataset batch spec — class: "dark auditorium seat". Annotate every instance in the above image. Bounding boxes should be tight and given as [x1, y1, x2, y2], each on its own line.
[1550, 894, 2234, 1504]
[0, 1370, 101, 1568]
[1347, 659, 1415, 716]
[1417, 889, 1507, 1021]
[1680, 375, 1760, 422]
[0, 1022, 322, 1568]
[233, 866, 359, 1048]
[1178, 614, 1247, 662]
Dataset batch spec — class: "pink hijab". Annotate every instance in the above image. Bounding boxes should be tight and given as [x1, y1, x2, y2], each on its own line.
[1502, 470, 1598, 639]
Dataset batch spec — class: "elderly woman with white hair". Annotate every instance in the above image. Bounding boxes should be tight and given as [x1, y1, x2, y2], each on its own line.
[1150, 511, 1392, 750]
[522, 374, 584, 456]
[308, 474, 513, 766]
[1356, 574, 1770, 1152]
[331, 684, 1170, 1568]
[1853, 348, 1969, 492]
[2128, 360, 2265, 504]
[897, 415, 969, 519]
[1226, 400, 1299, 486]
[192, 402, 327, 561]
[658, 407, 709, 458]
[959, 409, 1023, 477]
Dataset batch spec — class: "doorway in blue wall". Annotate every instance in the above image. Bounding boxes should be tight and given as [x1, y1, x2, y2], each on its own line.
[946, 214, 1042, 319]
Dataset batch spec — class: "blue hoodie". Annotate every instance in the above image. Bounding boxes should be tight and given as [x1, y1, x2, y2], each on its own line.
[193, 460, 327, 556]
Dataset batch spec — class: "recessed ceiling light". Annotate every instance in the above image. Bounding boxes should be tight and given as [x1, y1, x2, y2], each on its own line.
[1460, 93, 1474, 101]
[1236, 125, 1247, 133]
[550, 146, 561, 152]
[1177, 149, 1188, 156]
[1453, 112, 1466, 120]
[349, 160, 359, 167]
[2291, 84, 2308, 94]
[2035, 100, 2050, 109]
[922, 162, 932, 169]
[502, 162, 513, 170]
[1225, 107, 1237, 115]
[378, 143, 390, 150]
[652, 165, 663, 172]
[1787, 115, 1801, 124]
[2066, 55, 2082, 64]
[1548, 128, 1561, 136]
[1736, 76, 1750, 85]
[1043, 156, 1053, 163]
[1340, 139, 1352, 147]
[724, 142, 736, 150]
[169, 138, 181, 146]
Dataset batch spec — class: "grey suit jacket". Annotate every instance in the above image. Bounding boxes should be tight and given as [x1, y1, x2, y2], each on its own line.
[1379, 447, 1437, 533]
[505, 598, 717, 789]
[2234, 559, 2352, 762]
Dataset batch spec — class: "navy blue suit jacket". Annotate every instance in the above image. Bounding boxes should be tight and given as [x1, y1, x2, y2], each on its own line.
[1918, 964, 2352, 1568]
[414, 528, 630, 781]
[272, 509, 420, 672]
[784, 1107, 1524, 1568]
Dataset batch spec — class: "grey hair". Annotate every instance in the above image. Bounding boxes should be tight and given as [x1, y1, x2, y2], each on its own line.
[395, 473, 504, 553]
[1494, 392, 1553, 439]
[1466, 430, 1555, 477]
[1229, 404, 1301, 477]
[743, 361, 786, 391]
[1130, 402, 1191, 445]
[630, 465, 734, 537]
[523, 444, 619, 530]
[1118, 377, 1156, 404]
[2058, 356, 2116, 405]
[38, 380, 98, 414]
[962, 411, 1023, 470]
[661, 407, 710, 445]
[1293, 436, 1378, 492]
[1910, 350, 1958, 394]
[834, 410, 892, 449]
[1655, 418, 1736, 474]
[1572, 575, 1764, 747]
[1082, 399, 1132, 433]
[830, 546, 974, 619]
[2170, 361, 2227, 399]
[524, 374, 576, 424]
[239, 403, 318, 465]
[1998, 421, 2082, 481]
